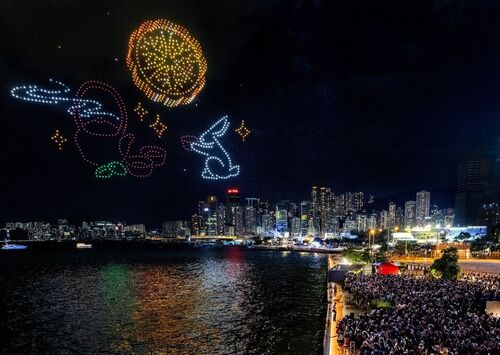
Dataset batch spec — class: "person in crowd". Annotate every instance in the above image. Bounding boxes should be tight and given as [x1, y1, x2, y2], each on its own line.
[336, 272, 500, 354]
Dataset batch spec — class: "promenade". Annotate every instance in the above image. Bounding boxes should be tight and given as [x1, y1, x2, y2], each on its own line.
[324, 255, 361, 355]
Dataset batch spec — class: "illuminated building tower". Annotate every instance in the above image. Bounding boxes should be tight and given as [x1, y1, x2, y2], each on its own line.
[262, 212, 275, 236]
[235, 205, 244, 236]
[207, 195, 218, 208]
[244, 197, 259, 235]
[416, 190, 431, 227]
[225, 188, 240, 234]
[404, 201, 416, 228]
[388, 202, 396, 228]
[346, 192, 364, 212]
[205, 195, 218, 236]
[353, 192, 364, 211]
[216, 204, 226, 235]
[290, 217, 301, 237]
[311, 186, 320, 235]
[190, 214, 200, 236]
[245, 205, 257, 235]
[379, 210, 388, 230]
[245, 198, 260, 208]
[455, 155, 494, 226]
[300, 201, 311, 237]
[396, 207, 405, 228]
[430, 204, 442, 226]
[163, 221, 189, 238]
[356, 213, 367, 232]
[319, 187, 336, 236]
[311, 186, 318, 210]
[367, 213, 377, 230]
[335, 194, 346, 217]
[444, 208, 454, 227]
[275, 200, 289, 236]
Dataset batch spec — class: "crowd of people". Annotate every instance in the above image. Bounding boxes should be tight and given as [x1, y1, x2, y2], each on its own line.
[336, 273, 500, 354]
[461, 271, 500, 301]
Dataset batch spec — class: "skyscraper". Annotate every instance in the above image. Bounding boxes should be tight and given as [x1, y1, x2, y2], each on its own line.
[455, 155, 494, 226]
[300, 200, 311, 237]
[310, 186, 320, 235]
[225, 188, 240, 234]
[379, 210, 388, 230]
[206, 196, 218, 236]
[216, 203, 225, 235]
[275, 200, 289, 236]
[404, 201, 416, 228]
[396, 207, 405, 228]
[244, 205, 257, 235]
[388, 202, 396, 228]
[416, 190, 430, 226]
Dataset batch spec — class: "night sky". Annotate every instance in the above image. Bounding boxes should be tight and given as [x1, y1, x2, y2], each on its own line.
[2, 0, 500, 227]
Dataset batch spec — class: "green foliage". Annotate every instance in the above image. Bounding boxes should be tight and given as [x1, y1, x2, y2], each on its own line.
[372, 251, 387, 263]
[455, 232, 472, 241]
[370, 298, 391, 310]
[379, 239, 388, 252]
[430, 247, 460, 280]
[342, 248, 370, 264]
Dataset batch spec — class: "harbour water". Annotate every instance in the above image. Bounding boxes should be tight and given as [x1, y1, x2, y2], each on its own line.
[0, 247, 326, 354]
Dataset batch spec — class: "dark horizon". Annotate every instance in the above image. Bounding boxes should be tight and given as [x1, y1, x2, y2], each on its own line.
[2, 0, 500, 227]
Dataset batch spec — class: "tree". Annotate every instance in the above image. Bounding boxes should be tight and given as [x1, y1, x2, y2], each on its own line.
[430, 247, 460, 280]
[455, 232, 471, 241]
[342, 247, 370, 264]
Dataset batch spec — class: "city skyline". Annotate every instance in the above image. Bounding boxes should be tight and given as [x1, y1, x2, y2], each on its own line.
[2, 1, 500, 225]
[3, 186, 456, 234]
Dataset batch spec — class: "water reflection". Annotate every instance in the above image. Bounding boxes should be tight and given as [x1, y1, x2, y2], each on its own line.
[101, 263, 136, 353]
[0, 248, 326, 354]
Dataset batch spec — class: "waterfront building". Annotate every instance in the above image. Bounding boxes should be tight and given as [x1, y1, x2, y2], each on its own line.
[163, 221, 189, 238]
[275, 200, 289, 236]
[225, 188, 241, 235]
[300, 200, 311, 237]
[244, 205, 257, 235]
[216, 204, 226, 235]
[261, 212, 275, 236]
[290, 216, 301, 237]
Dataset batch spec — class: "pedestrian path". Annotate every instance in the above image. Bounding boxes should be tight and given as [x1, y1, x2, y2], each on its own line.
[324, 254, 363, 355]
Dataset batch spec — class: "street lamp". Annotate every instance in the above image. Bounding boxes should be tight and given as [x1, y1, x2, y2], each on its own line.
[369, 228, 375, 260]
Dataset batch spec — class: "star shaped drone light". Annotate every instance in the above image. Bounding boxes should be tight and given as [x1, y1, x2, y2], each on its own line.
[51, 130, 67, 150]
[235, 120, 251, 141]
[149, 114, 167, 138]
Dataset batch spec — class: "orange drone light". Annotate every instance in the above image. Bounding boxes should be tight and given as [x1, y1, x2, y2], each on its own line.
[126, 19, 207, 107]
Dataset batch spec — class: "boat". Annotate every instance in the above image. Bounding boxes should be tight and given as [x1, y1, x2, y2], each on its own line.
[76, 243, 92, 249]
[1, 243, 27, 250]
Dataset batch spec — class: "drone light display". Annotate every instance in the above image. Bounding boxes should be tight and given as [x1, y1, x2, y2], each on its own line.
[133, 102, 148, 121]
[191, 116, 240, 180]
[51, 130, 67, 150]
[149, 114, 167, 138]
[95, 161, 128, 179]
[235, 120, 251, 141]
[11, 79, 118, 120]
[12, 80, 166, 179]
[126, 19, 207, 107]
[180, 135, 198, 151]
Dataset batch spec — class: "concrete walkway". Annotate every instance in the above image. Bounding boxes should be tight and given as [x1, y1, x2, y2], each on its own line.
[324, 255, 364, 355]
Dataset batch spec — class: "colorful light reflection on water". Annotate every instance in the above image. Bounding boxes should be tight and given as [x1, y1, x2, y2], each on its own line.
[0, 248, 326, 354]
